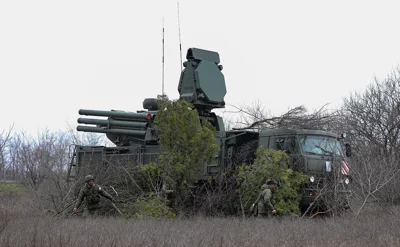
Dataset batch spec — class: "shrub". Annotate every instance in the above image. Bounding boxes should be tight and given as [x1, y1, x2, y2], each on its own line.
[119, 193, 176, 219]
[237, 147, 308, 217]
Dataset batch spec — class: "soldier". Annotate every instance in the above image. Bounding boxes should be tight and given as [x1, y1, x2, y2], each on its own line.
[73, 174, 115, 218]
[257, 178, 278, 218]
[162, 184, 175, 208]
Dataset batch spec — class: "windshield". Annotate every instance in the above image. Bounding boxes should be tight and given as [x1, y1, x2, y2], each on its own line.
[299, 135, 343, 156]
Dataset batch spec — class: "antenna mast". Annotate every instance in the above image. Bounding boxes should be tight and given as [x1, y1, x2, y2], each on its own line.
[162, 17, 165, 96]
[177, 1, 183, 71]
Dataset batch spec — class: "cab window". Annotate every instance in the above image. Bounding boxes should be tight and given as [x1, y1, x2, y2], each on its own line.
[275, 136, 296, 153]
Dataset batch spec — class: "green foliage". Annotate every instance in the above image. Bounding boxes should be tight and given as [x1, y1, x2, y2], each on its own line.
[119, 193, 176, 219]
[237, 147, 308, 216]
[154, 97, 220, 211]
[130, 162, 162, 193]
[273, 169, 308, 216]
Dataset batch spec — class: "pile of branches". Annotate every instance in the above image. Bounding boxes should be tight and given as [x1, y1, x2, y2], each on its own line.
[230, 103, 340, 131]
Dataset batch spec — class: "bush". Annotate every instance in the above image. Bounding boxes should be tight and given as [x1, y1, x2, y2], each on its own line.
[130, 162, 162, 193]
[153, 97, 219, 213]
[119, 193, 176, 219]
[237, 147, 308, 217]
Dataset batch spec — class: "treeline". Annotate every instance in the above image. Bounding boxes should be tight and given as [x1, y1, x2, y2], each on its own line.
[1, 68, 400, 217]
[0, 127, 106, 186]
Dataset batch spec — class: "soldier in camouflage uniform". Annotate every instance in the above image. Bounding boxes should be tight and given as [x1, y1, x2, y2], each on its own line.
[257, 178, 278, 218]
[73, 175, 115, 218]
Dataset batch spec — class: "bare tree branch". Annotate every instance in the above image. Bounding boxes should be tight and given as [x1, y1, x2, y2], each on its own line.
[231, 103, 339, 131]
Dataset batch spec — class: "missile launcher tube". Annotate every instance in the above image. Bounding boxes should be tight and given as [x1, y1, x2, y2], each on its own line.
[79, 109, 151, 121]
[76, 126, 146, 137]
[77, 118, 148, 129]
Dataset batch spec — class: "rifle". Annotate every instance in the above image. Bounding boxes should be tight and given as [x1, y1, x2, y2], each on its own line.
[249, 192, 264, 215]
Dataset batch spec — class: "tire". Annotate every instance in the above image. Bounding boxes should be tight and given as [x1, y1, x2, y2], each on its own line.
[232, 140, 258, 166]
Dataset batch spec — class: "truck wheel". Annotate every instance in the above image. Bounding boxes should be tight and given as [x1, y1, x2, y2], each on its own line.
[233, 140, 258, 166]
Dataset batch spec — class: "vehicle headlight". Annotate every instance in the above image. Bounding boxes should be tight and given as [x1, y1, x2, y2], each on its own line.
[344, 177, 350, 184]
[310, 176, 315, 183]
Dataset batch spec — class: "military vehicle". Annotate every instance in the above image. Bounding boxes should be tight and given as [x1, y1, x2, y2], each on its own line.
[257, 128, 352, 212]
[68, 47, 352, 213]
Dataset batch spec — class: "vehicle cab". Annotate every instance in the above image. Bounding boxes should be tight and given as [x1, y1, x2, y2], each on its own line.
[258, 128, 352, 212]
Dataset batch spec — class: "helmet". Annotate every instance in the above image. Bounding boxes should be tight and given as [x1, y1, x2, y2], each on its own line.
[85, 175, 94, 182]
[266, 178, 277, 185]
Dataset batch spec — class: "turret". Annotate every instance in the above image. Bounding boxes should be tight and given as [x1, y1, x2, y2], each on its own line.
[76, 47, 227, 145]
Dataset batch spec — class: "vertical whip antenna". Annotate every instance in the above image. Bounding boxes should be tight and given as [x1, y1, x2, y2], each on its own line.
[177, 1, 183, 71]
[162, 17, 165, 96]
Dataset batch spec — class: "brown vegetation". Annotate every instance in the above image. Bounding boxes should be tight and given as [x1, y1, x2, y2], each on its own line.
[1, 190, 400, 247]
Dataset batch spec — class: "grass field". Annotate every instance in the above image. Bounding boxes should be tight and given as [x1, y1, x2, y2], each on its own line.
[0, 185, 399, 247]
[0, 182, 27, 194]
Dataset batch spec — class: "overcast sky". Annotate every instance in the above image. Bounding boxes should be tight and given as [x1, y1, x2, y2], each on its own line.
[1, 0, 400, 136]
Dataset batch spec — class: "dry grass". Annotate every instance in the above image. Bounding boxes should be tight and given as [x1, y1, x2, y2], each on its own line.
[1, 190, 400, 247]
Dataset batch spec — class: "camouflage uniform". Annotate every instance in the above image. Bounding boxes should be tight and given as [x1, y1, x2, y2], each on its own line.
[162, 184, 175, 208]
[74, 180, 114, 217]
[257, 179, 277, 218]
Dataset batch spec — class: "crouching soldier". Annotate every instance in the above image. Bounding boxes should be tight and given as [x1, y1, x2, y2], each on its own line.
[73, 175, 114, 218]
[257, 178, 278, 218]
